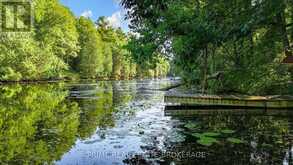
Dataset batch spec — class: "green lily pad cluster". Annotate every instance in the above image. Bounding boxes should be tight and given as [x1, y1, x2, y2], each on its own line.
[227, 138, 245, 144]
[184, 123, 244, 146]
[192, 132, 220, 146]
[184, 122, 200, 130]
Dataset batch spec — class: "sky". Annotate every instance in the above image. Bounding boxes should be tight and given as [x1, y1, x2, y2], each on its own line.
[60, 0, 129, 32]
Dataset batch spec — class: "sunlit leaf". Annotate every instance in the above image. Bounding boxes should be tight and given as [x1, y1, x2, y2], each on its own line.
[221, 129, 236, 134]
[197, 137, 219, 146]
[202, 132, 220, 137]
[227, 138, 244, 144]
[184, 122, 199, 130]
[191, 133, 204, 138]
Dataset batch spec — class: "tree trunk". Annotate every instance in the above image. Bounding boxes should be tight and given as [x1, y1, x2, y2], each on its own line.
[276, 9, 291, 56]
[202, 46, 208, 94]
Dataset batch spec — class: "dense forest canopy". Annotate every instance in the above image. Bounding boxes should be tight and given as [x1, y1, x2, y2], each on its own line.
[0, 0, 169, 82]
[1, 0, 293, 95]
[121, 0, 293, 95]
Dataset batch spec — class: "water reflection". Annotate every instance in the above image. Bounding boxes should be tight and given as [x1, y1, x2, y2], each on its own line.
[71, 82, 116, 139]
[0, 80, 292, 165]
[0, 84, 79, 164]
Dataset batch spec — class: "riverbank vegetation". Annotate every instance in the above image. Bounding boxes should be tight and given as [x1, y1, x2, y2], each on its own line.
[121, 0, 293, 95]
[0, 0, 169, 82]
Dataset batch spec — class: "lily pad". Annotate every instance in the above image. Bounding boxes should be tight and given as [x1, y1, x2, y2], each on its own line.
[227, 138, 244, 144]
[202, 132, 220, 137]
[184, 122, 199, 130]
[221, 129, 236, 134]
[197, 137, 219, 146]
[191, 133, 205, 138]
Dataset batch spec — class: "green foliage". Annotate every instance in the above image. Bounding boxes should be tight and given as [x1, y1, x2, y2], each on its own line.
[0, 0, 169, 81]
[122, 0, 293, 95]
[192, 132, 220, 146]
[197, 136, 219, 146]
[221, 129, 236, 134]
[34, 0, 80, 61]
[0, 0, 76, 81]
[202, 132, 221, 137]
[0, 67, 22, 81]
[96, 17, 114, 78]
[227, 138, 245, 144]
[184, 122, 199, 130]
[74, 17, 103, 78]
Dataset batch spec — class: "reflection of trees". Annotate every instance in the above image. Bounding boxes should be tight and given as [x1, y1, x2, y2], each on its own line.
[112, 81, 135, 106]
[76, 81, 137, 139]
[0, 81, 140, 164]
[285, 117, 293, 165]
[0, 84, 80, 164]
[75, 82, 116, 139]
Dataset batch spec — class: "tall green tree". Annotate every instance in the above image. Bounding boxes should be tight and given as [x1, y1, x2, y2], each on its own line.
[96, 17, 114, 77]
[34, 0, 79, 63]
[75, 17, 103, 78]
[0, 1, 66, 81]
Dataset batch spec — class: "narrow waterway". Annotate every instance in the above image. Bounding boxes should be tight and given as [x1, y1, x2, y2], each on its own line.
[0, 79, 292, 165]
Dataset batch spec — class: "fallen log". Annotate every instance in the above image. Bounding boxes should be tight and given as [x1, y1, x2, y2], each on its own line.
[140, 83, 184, 91]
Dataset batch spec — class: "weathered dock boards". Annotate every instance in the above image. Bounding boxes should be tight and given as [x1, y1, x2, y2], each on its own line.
[164, 94, 293, 109]
[164, 107, 293, 116]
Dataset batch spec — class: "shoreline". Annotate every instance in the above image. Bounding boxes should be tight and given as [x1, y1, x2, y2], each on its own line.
[0, 77, 169, 85]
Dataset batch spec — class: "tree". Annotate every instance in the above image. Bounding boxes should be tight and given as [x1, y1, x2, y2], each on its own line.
[75, 17, 103, 78]
[121, 0, 293, 94]
[96, 17, 114, 77]
[0, 0, 168, 82]
[0, 1, 67, 81]
[34, 0, 79, 63]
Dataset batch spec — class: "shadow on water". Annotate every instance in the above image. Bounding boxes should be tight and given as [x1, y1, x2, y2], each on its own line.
[0, 79, 292, 165]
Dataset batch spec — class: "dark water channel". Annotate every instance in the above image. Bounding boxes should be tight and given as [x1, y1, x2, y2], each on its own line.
[0, 79, 292, 165]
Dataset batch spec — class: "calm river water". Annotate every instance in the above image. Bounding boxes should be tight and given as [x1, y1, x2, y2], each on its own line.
[0, 79, 292, 165]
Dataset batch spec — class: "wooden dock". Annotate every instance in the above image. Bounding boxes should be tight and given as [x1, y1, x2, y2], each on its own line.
[164, 94, 293, 109]
[164, 106, 293, 116]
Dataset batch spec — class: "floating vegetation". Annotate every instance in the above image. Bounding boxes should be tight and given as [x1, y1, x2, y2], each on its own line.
[192, 132, 220, 146]
[184, 122, 199, 130]
[227, 138, 245, 144]
[189, 128, 245, 146]
[221, 129, 236, 134]
[191, 133, 204, 138]
[202, 132, 221, 137]
[197, 137, 219, 146]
